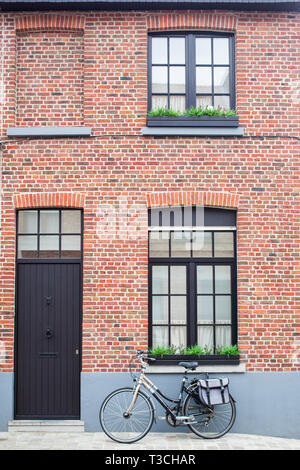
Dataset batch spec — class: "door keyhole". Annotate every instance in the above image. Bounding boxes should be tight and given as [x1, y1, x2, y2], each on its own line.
[45, 328, 53, 339]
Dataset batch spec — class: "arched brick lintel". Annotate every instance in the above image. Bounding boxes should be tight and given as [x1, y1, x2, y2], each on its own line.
[13, 192, 86, 209]
[146, 191, 239, 209]
[15, 15, 85, 33]
[147, 13, 238, 32]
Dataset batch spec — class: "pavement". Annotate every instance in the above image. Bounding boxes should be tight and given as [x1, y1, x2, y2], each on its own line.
[0, 431, 299, 450]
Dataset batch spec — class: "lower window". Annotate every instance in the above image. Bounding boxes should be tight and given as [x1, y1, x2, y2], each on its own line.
[150, 261, 236, 352]
[149, 225, 237, 353]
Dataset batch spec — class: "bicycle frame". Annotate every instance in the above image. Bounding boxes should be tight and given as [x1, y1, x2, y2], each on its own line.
[126, 368, 192, 422]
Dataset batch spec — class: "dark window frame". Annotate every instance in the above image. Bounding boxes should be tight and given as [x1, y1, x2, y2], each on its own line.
[148, 207, 238, 360]
[16, 208, 83, 261]
[148, 232, 237, 353]
[147, 31, 236, 113]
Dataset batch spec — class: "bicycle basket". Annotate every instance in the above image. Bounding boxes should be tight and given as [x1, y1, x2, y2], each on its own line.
[198, 378, 230, 406]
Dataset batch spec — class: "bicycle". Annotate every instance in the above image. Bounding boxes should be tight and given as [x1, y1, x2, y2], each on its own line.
[99, 350, 236, 443]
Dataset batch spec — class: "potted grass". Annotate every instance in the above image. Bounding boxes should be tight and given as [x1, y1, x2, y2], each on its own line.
[147, 106, 239, 128]
[149, 344, 240, 366]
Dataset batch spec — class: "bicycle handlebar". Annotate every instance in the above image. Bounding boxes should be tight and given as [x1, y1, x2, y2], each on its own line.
[136, 350, 156, 363]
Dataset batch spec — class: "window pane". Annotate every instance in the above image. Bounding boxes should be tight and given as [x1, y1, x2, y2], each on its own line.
[40, 235, 59, 258]
[213, 38, 229, 65]
[169, 95, 186, 112]
[152, 37, 168, 64]
[18, 235, 37, 258]
[215, 296, 231, 324]
[214, 95, 230, 110]
[196, 38, 211, 64]
[18, 211, 37, 233]
[151, 95, 168, 110]
[152, 265, 168, 294]
[170, 266, 186, 294]
[149, 232, 169, 258]
[197, 265, 213, 293]
[152, 296, 168, 324]
[215, 265, 231, 293]
[171, 326, 186, 348]
[169, 67, 185, 94]
[216, 326, 231, 348]
[170, 38, 185, 64]
[170, 296, 186, 324]
[196, 95, 212, 107]
[196, 67, 212, 94]
[197, 296, 213, 324]
[40, 210, 59, 234]
[61, 210, 81, 233]
[214, 67, 230, 94]
[192, 232, 212, 257]
[214, 232, 234, 257]
[152, 66, 168, 93]
[171, 232, 191, 257]
[152, 326, 168, 347]
[198, 326, 213, 350]
[61, 235, 81, 258]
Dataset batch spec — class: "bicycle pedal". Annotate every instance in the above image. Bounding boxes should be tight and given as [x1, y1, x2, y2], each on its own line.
[182, 419, 197, 425]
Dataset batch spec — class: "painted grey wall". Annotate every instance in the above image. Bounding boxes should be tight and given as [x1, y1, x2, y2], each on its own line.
[0, 373, 14, 431]
[81, 372, 300, 439]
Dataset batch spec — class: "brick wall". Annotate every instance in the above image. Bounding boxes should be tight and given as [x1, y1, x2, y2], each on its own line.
[0, 10, 299, 373]
[16, 30, 84, 126]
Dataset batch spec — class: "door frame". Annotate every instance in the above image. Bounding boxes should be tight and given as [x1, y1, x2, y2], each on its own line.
[13, 209, 83, 420]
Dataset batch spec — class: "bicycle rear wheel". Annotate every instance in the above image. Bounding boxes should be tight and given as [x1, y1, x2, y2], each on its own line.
[183, 393, 236, 439]
[99, 387, 154, 443]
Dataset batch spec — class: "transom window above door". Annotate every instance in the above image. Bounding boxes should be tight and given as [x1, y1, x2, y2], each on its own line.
[148, 32, 235, 112]
[148, 206, 237, 354]
[17, 209, 82, 259]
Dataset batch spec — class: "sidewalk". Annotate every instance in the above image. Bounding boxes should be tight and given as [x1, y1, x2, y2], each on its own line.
[0, 432, 299, 450]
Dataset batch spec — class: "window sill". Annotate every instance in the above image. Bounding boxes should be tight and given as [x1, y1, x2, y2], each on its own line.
[142, 126, 244, 137]
[147, 116, 239, 128]
[146, 357, 244, 374]
[7, 126, 91, 138]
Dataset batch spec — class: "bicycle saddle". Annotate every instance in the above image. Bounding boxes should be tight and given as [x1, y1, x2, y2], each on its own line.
[178, 361, 199, 370]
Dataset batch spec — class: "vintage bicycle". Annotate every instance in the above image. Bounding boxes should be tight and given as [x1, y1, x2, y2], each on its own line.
[99, 350, 236, 443]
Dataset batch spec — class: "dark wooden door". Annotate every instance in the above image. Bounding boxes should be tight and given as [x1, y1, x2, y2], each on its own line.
[15, 262, 81, 419]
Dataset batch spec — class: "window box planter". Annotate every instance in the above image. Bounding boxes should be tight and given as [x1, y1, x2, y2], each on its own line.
[149, 354, 240, 366]
[146, 116, 239, 128]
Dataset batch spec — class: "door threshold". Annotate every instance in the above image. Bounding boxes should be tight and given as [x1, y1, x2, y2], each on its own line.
[8, 420, 85, 432]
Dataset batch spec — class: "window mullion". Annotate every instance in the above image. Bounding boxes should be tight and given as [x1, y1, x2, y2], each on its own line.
[187, 34, 196, 109]
[188, 262, 197, 346]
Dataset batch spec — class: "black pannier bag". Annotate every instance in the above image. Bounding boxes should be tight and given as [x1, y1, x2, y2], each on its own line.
[198, 378, 230, 406]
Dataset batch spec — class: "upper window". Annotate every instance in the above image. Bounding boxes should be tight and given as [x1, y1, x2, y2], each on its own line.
[148, 32, 235, 112]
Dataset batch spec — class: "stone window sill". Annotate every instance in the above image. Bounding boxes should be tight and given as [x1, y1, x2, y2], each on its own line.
[142, 127, 244, 137]
[7, 126, 91, 138]
[146, 363, 246, 374]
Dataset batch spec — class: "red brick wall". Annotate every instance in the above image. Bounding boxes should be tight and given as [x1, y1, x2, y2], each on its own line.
[0, 10, 299, 373]
[16, 31, 84, 126]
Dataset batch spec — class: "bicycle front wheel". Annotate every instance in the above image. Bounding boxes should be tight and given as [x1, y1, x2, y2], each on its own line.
[183, 393, 236, 439]
[99, 387, 154, 443]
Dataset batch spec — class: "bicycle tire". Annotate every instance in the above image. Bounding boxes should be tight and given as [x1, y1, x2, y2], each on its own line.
[99, 387, 154, 444]
[183, 393, 236, 439]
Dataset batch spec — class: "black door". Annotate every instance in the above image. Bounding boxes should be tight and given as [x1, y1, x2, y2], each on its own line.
[15, 262, 81, 419]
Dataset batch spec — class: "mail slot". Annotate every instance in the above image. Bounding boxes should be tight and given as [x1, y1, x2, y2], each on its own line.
[39, 353, 58, 358]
